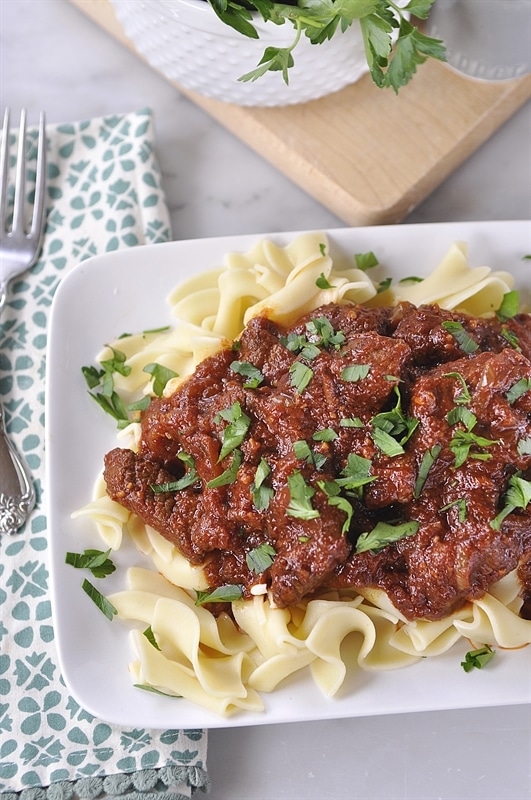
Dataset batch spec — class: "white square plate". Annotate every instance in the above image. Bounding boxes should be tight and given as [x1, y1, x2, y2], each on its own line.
[46, 220, 531, 729]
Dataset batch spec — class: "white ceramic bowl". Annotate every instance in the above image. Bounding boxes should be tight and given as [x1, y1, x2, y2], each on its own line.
[110, 0, 370, 106]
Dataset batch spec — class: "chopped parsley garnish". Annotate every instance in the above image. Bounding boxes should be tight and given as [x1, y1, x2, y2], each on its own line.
[443, 372, 471, 405]
[355, 520, 419, 554]
[461, 645, 495, 672]
[315, 272, 335, 289]
[506, 377, 531, 405]
[449, 429, 498, 468]
[446, 405, 477, 430]
[134, 684, 181, 698]
[441, 321, 479, 354]
[65, 548, 116, 579]
[82, 579, 117, 620]
[518, 437, 531, 457]
[246, 543, 276, 574]
[414, 444, 442, 498]
[446, 408, 498, 468]
[82, 348, 131, 428]
[230, 360, 265, 388]
[143, 362, 179, 397]
[216, 402, 251, 461]
[341, 364, 371, 382]
[312, 428, 338, 442]
[251, 458, 274, 510]
[286, 471, 319, 520]
[340, 416, 364, 428]
[293, 439, 327, 470]
[335, 453, 376, 494]
[491, 474, 531, 531]
[289, 361, 314, 393]
[496, 290, 520, 322]
[305, 317, 345, 350]
[354, 251, 379, 271]
[207, 449, 243, 487]
[151, 452, 199, 493]
[99, 346, 131, 378]
[370, 387, 418, 455]
[501, 326, 521, 351]
[439, 497, 467, 522]
[318, 480, 354, 534]
[195, 584, 244, 606]
[143, 625, 161, 650]
[377, 277, 392, 294]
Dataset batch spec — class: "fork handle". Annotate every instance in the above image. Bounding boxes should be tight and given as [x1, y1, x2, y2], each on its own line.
[0, 403, 35, 534]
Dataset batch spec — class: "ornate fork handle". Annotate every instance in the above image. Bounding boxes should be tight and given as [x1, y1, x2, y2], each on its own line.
[0, 403, 35, 534]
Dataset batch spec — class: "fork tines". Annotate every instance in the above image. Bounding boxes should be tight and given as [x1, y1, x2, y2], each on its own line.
[0, 108, 47, 244]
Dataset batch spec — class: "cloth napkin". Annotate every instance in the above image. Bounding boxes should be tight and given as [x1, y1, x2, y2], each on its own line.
[0, 109, 209, 800]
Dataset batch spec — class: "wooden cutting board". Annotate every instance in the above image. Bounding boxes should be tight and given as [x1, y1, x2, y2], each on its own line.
[69, 0, 531, 226]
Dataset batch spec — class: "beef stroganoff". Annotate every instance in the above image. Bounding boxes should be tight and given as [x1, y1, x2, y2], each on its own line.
[73, 232, 531, 715]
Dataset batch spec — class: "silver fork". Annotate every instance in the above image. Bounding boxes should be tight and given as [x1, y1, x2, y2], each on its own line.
[0, 109, 47, 534]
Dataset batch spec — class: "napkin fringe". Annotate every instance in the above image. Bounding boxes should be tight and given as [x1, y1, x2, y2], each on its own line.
[0, 766, 210, 800]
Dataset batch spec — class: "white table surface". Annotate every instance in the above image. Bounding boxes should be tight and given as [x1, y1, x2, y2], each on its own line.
[2, 2, 530, 799]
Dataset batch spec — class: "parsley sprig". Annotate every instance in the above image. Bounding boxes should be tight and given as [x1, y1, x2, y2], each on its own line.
[213, 0, 445, 93]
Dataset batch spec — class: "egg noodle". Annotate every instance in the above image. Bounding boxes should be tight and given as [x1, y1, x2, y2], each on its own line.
[73, 232, 531, 716]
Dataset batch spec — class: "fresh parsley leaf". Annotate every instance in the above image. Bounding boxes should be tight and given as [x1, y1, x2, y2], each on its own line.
[316, 272, 335, 289]
[246, 543, 276, 574]
[354, 251, 379, 271]
[82, 579, 117, 620]
[449, 429, 498, 468]
[340, 416, 364, 428]
[100, 346, 131, 378]
[491, 474, 531, 531]
[496, 290, 520, 321]
[134, 684, 181, 697]
[318, 479, 354, 534]
[216, 401, 251, 461]
[381, 20, 446, 93]
[517, 437, 531, 457]
[370, 386, 418, 453]
[143, 362, 179, 397]
[461, 645, 495, 672]
[207, 449, 243, 487]
[335, 452, 376, 493]
[355, 520, 419, 553]
[506, 377, 531, 405]
[439, 497, 467, 522]
[65, 548, 116, 579]
[251, 457, 275, 510]
[143, 625, 161, 650]
[195, 584, 244, 605]
[312, 427, 338, 442]
[151, 452, 200, 492]
[442, 372, 472, 405]
[442, 321, 479, 354]
[230, 359, 265, 388]
[289, 361, 314, 393]
[501, 326, 521, 351]
[82, 364, 103, 390]
[306, 316, 345, 349]
[414, 444, 442, 498]
[286, 470, 319, 520]
[341, 363, 371, 382]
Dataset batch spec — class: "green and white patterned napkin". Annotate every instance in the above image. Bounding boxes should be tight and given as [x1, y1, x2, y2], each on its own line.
[0, 109, 209, 800]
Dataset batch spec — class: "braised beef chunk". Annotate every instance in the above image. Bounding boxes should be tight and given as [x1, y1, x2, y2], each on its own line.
[103, 302, 531, 620]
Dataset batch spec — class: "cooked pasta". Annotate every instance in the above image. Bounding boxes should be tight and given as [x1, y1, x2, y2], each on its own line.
[75, 232, 531, 716]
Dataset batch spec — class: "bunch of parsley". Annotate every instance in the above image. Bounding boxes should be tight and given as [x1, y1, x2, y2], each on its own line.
[208, 0, 446, 92]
